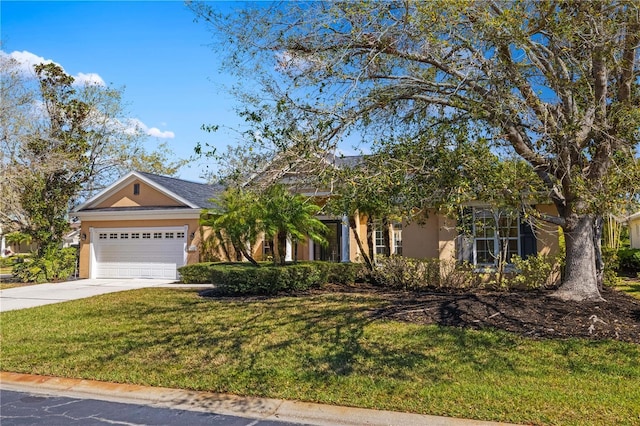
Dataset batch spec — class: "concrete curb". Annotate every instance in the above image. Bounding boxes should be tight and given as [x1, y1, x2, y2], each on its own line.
[0, 372, 518, 426]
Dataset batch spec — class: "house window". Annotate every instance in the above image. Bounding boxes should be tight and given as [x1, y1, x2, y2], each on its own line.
[375, 222, 403, 255]
[392, 223, 403, 256]
[263, 238, 273, 259]
[99, 233, 107, 240]
[133, 183, 140, 195]
[469, 208, 520, 266]
[177, 232, 185, 239]
[165, 232, 174, 239]
[142, 233, 151, 239]
[374, 227, 385, 255]
[120, 233, 129, 239]
[109, 233, 118, 239]
[131, 233, 140, 239]
[154, 232, 162, 239]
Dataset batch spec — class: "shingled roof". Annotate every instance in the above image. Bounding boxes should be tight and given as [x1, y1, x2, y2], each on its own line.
[136, 171, 223, 209]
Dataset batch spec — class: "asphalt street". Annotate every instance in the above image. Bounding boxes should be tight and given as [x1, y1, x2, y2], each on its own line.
[0, 389, 306, 426]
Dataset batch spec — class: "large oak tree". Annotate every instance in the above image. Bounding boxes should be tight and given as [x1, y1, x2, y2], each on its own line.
[191, 1, 640, 301]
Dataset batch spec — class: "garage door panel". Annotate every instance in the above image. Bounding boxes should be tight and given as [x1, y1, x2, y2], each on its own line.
[93, 227, 186, 279]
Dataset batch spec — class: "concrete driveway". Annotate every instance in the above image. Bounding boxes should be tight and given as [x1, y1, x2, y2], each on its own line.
[0, 278, 202, 313]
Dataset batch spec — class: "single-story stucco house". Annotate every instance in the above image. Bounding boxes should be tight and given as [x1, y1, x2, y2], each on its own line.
[73, 170, 561, 280]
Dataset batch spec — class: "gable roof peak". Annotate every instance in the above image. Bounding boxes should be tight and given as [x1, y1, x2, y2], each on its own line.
[73, 171, 223, 212]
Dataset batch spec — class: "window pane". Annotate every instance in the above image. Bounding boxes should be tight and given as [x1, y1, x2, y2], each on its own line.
[507, 239, 518, 260]
[375, 226, 385, 254]
[476, 239, 494, 264]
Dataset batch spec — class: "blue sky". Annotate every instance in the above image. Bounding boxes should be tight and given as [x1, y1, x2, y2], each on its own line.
[1, 1, 247, 182]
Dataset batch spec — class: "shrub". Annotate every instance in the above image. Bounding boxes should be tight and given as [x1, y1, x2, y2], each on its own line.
[177, 262, 216, 284]
[369, 256, 442, 290]
[439, 259, 478, 289]
[369, 255, 561, 291]
[0, 256, 15, 268]
[618, 248, 640, 272]
[602, 247, 621, 286]
[322, 262, 366, 285]
[503, 254, 561, 289]
[12, 247, 77, 283]
[179, 262, 329, 295]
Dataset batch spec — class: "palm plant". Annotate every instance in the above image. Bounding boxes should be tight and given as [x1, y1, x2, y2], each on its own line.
[200, 188, 263, 266]
[261, 184, 328, 265]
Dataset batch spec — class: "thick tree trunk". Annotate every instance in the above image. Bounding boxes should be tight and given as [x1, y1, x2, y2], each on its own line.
[553, 214, 603, 301]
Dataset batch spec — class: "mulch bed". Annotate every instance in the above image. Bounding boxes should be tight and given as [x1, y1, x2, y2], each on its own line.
[203, 282, 640, 344]
[318, 283, 640, 344]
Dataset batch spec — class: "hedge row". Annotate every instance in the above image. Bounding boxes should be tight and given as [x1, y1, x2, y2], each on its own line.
[618, 248, 640, 271]
[178, 261, 364, 295]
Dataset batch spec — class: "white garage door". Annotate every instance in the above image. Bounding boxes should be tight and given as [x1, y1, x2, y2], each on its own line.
[93, 227, 187, 279]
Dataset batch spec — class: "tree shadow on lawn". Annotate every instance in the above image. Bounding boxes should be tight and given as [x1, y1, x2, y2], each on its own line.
[196, 292, 524, 383]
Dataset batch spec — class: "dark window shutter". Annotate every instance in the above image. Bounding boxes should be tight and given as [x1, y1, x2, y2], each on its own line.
[456, 208, 474, 263]
[520, 221, 537, 258]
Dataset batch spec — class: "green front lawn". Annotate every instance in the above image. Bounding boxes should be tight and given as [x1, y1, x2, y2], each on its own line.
[617, 278, 640, 299]
[1, 288, 638, 425]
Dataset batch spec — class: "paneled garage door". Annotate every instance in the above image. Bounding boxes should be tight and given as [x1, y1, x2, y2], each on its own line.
[93, 227, 186, 279]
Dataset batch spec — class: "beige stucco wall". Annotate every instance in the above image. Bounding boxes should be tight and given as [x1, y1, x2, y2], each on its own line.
[350, 205, 560, 264]
[629, 215, 640, 249]
[95, 179, 182, 208]
[533, 204, 561, 257]
[78, 218, 201, 278]
[402, 213, 440, 259]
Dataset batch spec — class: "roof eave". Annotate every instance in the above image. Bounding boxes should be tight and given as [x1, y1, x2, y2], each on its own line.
[73, 208, 202, 221]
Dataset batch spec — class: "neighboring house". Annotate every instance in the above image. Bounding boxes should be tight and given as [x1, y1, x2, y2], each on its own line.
[73, 171, 223, 280]
[1, 231, 37, 257]
[1, 221, 83, 257]
[1, 226, 6, 257]
[629, 212, 640, 249]
[63, 222, 81, 249]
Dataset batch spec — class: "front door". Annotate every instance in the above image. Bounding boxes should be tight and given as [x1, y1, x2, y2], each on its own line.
[314, 221, 341, 262]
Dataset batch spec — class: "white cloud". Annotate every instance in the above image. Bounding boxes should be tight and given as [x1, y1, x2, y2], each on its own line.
[2, 50, 57, 73]
[1, 50, 105, 86]
[124, 118, 174, 139]
[2, 50, 175, 140]
[147, 127, 175, 139]
[75, 72, 105, 86]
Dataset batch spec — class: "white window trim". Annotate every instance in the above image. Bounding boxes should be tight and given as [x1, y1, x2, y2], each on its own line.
[374, 222, 403, 256]
[472, 208, 521, 267]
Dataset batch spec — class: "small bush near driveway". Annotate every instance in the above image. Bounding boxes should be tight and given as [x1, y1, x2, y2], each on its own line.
[12, 247, 77, 284]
